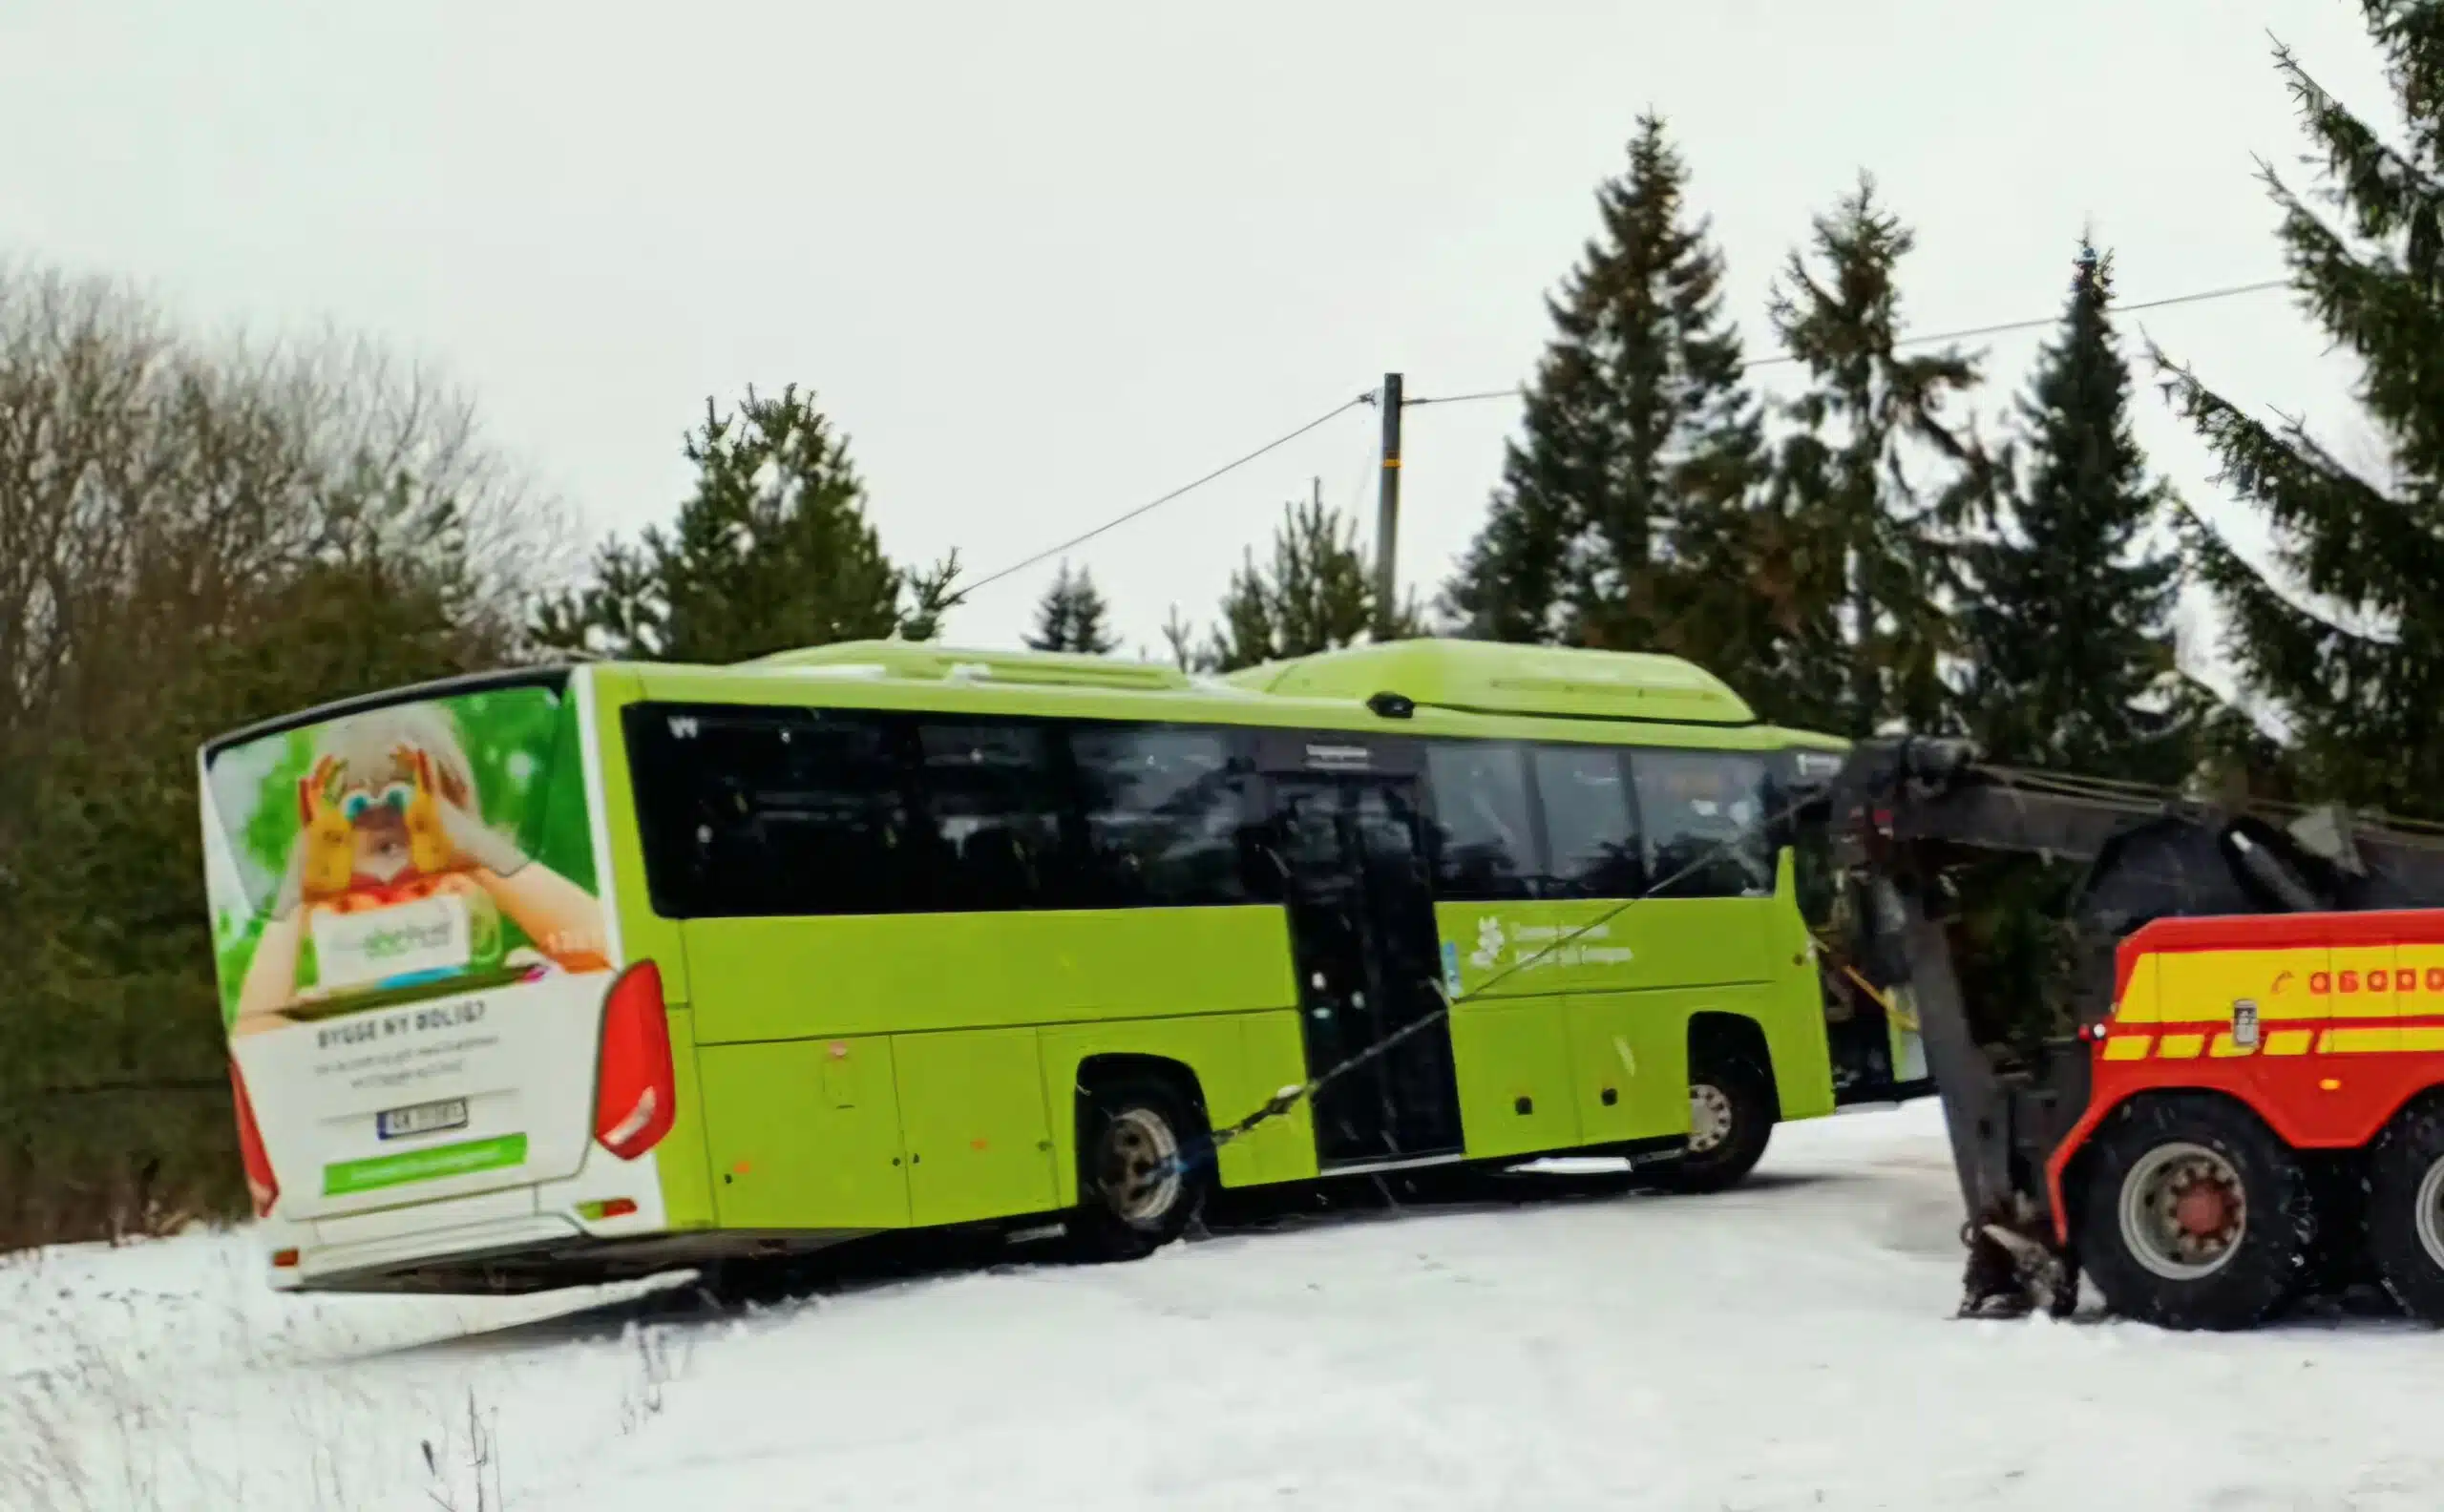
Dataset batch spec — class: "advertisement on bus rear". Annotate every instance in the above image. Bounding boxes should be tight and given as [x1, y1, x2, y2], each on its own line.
[200, 680, 631, 1221]
[200, 682, 610, 1038]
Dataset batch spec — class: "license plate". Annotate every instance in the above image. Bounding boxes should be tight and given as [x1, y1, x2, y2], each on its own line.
[376, 1098, 469, 1141]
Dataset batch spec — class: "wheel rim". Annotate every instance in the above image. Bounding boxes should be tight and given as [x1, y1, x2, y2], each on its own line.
[2414, 1155, 2444, 1271]
[1099, 1108, 1182, 1228]
[1689, 1082, 1734, 1154]
[2117, 1141, 2246, 1280]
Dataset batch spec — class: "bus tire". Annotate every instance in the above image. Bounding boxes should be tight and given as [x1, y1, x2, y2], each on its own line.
[1070, 1077, 1207, 1263]
[2366, 1093, 2444, 1325]
[1650, 1051, 1775, 1194]
[2075, 1094, 2310, 1331]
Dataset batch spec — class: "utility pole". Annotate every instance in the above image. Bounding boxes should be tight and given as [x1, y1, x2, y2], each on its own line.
[1372, 372, 1403, 640]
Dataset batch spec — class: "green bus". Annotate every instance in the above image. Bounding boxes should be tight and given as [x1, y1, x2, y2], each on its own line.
[195, 637, 1918, 1293]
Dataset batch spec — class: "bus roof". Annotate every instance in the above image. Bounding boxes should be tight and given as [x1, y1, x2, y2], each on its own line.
[643, 637, 1806, 747]
[747, 637, 1754, 723]
[199, 665, 576, 762]
[202, 640, 1844, 759]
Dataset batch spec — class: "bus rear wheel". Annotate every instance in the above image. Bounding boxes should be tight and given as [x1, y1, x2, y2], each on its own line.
[1071, 1078, 1207, 1263]
[2366, 1094, 2444, 1325]
[2075, 1094, 2309, 1331]
[1649, 1052, 1775, 1194]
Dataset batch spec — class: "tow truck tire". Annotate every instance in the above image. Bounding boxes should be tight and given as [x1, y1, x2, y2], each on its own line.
[2365, 1094, 2444, 1325]
[1069, 1078, 1208, 1264]
[1649, 1052, 1776, 1195]
[2075, 1094, 2311, 1331]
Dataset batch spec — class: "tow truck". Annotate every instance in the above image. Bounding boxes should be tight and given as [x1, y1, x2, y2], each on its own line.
[1809, 737, 2444, 1330]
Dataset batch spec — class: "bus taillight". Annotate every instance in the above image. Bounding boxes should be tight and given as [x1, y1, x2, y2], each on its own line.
[595, 959, 676, 1161]
[229, 1060, 278, 1217]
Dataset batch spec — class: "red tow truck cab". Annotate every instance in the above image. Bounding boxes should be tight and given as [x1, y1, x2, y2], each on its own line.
[2044, 909, 2444, 1242]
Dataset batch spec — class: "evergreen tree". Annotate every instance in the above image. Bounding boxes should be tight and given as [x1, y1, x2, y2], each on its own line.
[1198, 489, 1418, 672]
[1957, 242, 2188, 782]
[2159, 7, 2444, 817]
[1158, 604, 1202, 674]
[1023, 560, 1120, 654]
[1443, 115, 1764, 662]
[537, 386, 960, 662]
[1764, 175, 1983, 737]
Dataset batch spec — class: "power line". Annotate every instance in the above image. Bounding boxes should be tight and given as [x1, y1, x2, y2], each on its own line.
[960, 391, 1377, 599]
[956, 275, 2292, 608]
[1401, 276, 2294, 409]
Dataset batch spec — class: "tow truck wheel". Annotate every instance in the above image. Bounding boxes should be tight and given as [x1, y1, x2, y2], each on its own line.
[2365, 1095, 2444, 1324]
[2075, 1094, 2311, 1331]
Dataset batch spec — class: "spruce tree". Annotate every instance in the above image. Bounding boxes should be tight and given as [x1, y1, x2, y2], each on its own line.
[1442, 115, 1764, 660]
[1199, 489, 1418, 671]
[1158, 604, 1204, 674]
[1024, 561, 1120, 654]
[1764, 175, 1983, 737]
[1957, 242, 2187, 782]
[2159, 7, 2444, 817]
[535, 386, 961, 662]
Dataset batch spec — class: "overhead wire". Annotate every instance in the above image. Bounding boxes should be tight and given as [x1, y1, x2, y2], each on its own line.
[959, 275, 2293, 609]
[959, 390, 1379, 600]
[1401, 276, 2294, 408]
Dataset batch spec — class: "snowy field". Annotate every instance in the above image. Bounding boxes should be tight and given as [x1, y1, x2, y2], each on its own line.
[6, 1102, 2441, 1511]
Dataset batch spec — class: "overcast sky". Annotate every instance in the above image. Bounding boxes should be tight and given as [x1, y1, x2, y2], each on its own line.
[0, 1, 2398, 669]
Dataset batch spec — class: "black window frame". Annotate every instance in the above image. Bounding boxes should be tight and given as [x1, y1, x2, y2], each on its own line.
[1066, 719, 1261, 911]
[1526, 739, 1646, 899]
[1627, 746, 1777, 901]
[622, 700, 929, 921]
[623, 701, 1787, 919]
[1419, 738, 1545, 903]
[625, 701, 1269, 919]
[909, 712, 1089, 915]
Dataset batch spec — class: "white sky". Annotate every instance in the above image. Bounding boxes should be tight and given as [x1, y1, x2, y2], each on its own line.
[0, 1, 2397, 670]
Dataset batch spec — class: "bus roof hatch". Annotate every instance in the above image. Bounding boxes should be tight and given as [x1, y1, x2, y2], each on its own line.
[1224, 640, 1756, 726]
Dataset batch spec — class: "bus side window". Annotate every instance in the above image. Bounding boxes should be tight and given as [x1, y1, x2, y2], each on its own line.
[1530, 745, 1642, 898]
[626, 705, 920, 918]
[1631, 750, 1773, 900]
[1422, 743, 1538, 901]
[914, 720, 1074, 913]
[1067, 724, 1248, 909]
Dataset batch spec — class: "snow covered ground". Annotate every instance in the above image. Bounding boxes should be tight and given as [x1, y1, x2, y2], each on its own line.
[6, 1102, 2441, 1511]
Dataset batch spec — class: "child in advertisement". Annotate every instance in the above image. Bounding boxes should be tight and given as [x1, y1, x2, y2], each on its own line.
[230, 701, 607, 1038]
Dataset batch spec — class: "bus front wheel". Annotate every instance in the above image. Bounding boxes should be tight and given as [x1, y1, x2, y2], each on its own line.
[1071, 1078, 1208, 1263]
[1649, 1052, 1776, 1194]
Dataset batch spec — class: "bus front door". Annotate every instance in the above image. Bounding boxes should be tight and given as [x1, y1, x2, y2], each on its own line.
[1273, 776, 1466, 1167]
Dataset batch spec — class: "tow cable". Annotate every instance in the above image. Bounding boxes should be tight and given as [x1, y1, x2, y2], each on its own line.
[1117, 788, 1823, 1204]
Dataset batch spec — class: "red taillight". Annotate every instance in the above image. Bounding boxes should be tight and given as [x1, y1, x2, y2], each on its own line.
[229, 1060, 278, 1217]
[594, 960, 675, 1161]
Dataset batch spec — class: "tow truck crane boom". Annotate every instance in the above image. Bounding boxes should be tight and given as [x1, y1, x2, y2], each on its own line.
[1813, 739, 2444, 1328]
